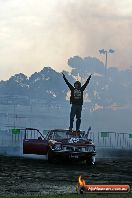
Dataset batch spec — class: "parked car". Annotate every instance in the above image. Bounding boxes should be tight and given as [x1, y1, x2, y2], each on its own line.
[23, 128, 96, 164]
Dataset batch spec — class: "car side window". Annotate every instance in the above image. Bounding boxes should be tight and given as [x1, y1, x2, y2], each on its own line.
[48, 132, 53, 140]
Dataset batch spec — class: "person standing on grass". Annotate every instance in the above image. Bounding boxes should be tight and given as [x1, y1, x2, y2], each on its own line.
[62, 73, 92, 131]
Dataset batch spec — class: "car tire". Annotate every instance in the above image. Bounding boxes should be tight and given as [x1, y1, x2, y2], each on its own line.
[86, 156, 95, 165]
[47, 149, 53, 163]
[47, 149, 58, 163]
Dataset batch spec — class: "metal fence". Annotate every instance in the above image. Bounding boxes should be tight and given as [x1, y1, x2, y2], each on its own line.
[0, 128, 47, 146]
[0, 129, 132, 150]
[89, 131, 132, 149]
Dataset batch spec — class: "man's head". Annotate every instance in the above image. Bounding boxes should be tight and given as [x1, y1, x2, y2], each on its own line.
[74, 81, 81, 89]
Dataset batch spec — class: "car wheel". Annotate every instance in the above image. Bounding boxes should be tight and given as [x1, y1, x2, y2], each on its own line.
[47, 149, 53, 163]
[86, 156, 95, 165]
[47, 149, 57, 163]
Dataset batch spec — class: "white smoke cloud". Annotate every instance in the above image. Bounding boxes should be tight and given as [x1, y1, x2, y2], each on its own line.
[0, 0, 132, 80]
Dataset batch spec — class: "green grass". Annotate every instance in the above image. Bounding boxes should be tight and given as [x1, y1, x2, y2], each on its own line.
[0, 193, 131, 198]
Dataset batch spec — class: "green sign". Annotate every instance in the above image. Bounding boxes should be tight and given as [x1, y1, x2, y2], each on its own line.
[101, 132, 109, 138]
[129, 134, 132, 138]
[12, 128, 20, 134]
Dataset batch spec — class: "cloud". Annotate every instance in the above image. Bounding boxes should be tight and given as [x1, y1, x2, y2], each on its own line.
[0, 0, 132, 80]
[55, 0, 132, 68]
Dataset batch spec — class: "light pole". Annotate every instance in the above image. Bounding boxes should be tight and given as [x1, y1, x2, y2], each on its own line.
[99, 49, 115, 82]
[98, 49, 115, 110]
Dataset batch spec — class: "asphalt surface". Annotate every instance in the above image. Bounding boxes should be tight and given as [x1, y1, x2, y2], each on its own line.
[0, 155, 132, 195]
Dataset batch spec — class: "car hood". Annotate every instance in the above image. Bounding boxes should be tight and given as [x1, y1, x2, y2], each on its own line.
[49, 138, 93, 146]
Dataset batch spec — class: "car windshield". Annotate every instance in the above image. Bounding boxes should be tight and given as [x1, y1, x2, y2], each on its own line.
[47, 130, 85, 140]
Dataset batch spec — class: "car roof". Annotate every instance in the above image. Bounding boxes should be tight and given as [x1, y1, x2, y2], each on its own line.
[25, 128, 85, 134]
[50, 129, 85, 132]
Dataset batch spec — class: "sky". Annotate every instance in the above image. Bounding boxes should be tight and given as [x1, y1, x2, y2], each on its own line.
[0, 0, 132, 80]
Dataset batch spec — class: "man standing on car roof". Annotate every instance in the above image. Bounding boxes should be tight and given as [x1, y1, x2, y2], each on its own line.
[62, 73, 92, 132]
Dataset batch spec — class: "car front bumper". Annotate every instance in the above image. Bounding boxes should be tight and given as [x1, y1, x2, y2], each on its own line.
[50, 150, 96, 161]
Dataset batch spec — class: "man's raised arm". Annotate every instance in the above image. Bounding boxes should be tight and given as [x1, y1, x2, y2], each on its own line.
[62, 73, 73, 90]
[81, 74, 92, 91]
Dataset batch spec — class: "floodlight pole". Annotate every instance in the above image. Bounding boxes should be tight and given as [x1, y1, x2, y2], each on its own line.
[99, 49, 114, 82]
[99, 49, 115, 109]
[104, 51, 108, 82]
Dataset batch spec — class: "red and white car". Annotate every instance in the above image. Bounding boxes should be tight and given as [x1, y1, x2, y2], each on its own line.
[23, 128, 96, 164]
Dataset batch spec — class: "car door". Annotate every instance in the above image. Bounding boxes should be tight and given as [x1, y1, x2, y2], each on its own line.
[23, 128, 49, 155]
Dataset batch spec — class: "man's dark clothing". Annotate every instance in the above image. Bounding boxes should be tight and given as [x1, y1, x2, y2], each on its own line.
[63, 75, 91, 105]
[63, 75, 91, 131]
[70, 104, 82, 130]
